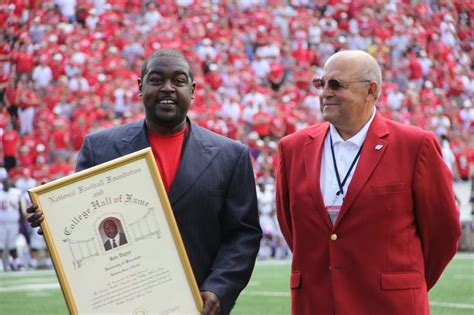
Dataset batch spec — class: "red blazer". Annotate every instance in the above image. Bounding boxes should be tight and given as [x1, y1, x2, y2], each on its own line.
[276, 113, 461, 315]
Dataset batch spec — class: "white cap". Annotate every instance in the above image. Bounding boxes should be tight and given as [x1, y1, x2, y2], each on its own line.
[53, 53, 63, 61]
[0, 167, 7, 181]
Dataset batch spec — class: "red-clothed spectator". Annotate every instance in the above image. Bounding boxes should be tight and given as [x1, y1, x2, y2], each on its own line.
[49, 155, 74, 179]
[49, 120, 71, 154]
[17, 80, 39, 135]
[4, 76, 18, 123]
[17, 145, 35, 168]
[49, 53, 66, 81]
[70, 117, 88, 151]
[253, 108, 272, 139]
[0, 38, 12, 66]
[2, 123, 19, 171]
[268, 61, 285, 91]
[270, 109, 288, 139]
[13, 44, 35, 77]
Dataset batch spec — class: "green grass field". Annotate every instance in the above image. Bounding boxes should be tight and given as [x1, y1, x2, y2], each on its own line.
[0, 254, 472, 314]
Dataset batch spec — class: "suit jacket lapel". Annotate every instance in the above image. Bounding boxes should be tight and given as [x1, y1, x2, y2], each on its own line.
[305, 124, 332, 228]
[114, 120, 150, 155]
[335, 113, 389, 226]
[168, 122, 220, 206]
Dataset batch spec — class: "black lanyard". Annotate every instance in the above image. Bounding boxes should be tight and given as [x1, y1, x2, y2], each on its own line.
[330, 133, 363, 196]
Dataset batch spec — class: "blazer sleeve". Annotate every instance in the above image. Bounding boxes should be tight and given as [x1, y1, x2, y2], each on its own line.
[200, 147, 262, 313]
[75, 136, 95, 172]
[275, 139, 293, 252]
[413, 133, 461, 290]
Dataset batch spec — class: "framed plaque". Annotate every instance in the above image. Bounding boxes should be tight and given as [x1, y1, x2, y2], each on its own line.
[28, 148, 203, 314]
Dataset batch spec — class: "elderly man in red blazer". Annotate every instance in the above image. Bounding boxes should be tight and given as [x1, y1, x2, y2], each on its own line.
[276, 50, 461, 315]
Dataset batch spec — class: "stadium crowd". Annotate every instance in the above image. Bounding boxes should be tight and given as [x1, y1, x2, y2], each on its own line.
[0, 0, 472, 270]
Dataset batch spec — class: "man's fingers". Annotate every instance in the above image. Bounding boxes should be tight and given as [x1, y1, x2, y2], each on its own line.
[26, 210, 44, 226]
[26, 210, 42, 222]
[27, 212, 44, 235]
[201, 291, 220, 315]
[26, 204, 44, 234]
[201, 299, 212, 315]
[209, 303, 220, 315]
[26, 205, 39, 214]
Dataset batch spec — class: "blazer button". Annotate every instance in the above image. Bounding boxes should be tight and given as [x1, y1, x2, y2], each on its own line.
[330, 234, 338, 241]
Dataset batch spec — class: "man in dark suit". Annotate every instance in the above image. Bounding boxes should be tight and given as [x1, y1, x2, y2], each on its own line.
[28, 49, 262, 315]
[276, 50, 461, 314]
[102, 219, 127, 251]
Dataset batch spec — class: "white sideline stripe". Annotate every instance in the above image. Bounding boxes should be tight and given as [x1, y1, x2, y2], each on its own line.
[242, 291, 474, 310]
[256, 260, 291, 266]
[2, 277, 57, 285]
[0, 283, 59, 292]
[247, 281, 261, 286]
[0, 270, 55, 277]
[243, 290, 289, 297]
[453, 275, 474, 280]
[429, 301, 474, 309]
[453, 253, 474, 259]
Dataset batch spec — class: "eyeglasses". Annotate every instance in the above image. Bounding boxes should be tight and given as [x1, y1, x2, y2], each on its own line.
[312, 78, 371, 91]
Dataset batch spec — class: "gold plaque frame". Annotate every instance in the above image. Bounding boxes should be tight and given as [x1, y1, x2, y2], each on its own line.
[29, 148, 203, 314]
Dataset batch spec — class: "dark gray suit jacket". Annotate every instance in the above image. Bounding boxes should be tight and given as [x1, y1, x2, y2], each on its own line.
[103, 232, 127, 251]
[76, 119, 262, 314]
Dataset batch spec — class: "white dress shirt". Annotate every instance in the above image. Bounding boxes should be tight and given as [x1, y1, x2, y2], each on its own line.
[320, 109, 376, 223]
[109, 233, 121, 248]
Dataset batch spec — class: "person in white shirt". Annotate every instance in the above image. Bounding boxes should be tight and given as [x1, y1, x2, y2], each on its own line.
[0, 179, 23, 271]
[32, 58, 53, 95]
[143, 3, 162, 28]
[55, 0, 77, 23]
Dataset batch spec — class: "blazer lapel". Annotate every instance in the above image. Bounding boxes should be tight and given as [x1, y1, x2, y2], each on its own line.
[168, 123, 220, 205]
[335, 113, 389, 226]
[304, 124, 332, 228]
[114, 120, 150, 155]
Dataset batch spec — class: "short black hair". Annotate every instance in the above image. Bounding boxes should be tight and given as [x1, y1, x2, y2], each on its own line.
[140, 49, 194, 81]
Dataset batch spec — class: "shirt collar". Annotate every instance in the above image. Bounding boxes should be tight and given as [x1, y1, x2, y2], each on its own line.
[111, 233, 120, 243]
[329, 108, 376, 147]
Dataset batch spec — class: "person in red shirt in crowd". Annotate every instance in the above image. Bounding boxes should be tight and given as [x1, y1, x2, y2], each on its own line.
[1, 123, 19, 171]
[17, 145, 35, 169]
[49, 53, 66, 81]
[49, 119, 71, 157]
[0, 37, 12, 78]
[17, 79, 39, 135]
[13, 43, 34, 80]
[48, 154, 73, 179]
[450, 129, 473, 181]
[270, 106, 288, 139]
[4, 75, 18, 129]
[31, 153, 50, 182]
[268, 60, 286, 92]
[0, 107, 9, 130]
[252, 105, 272, 139]
[406, 51, 424, 91]
[19, 132, 38, 156]
[205, 64, 223, 90]
[0, 67, 9, 108]
[69, 116, 89, 151]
